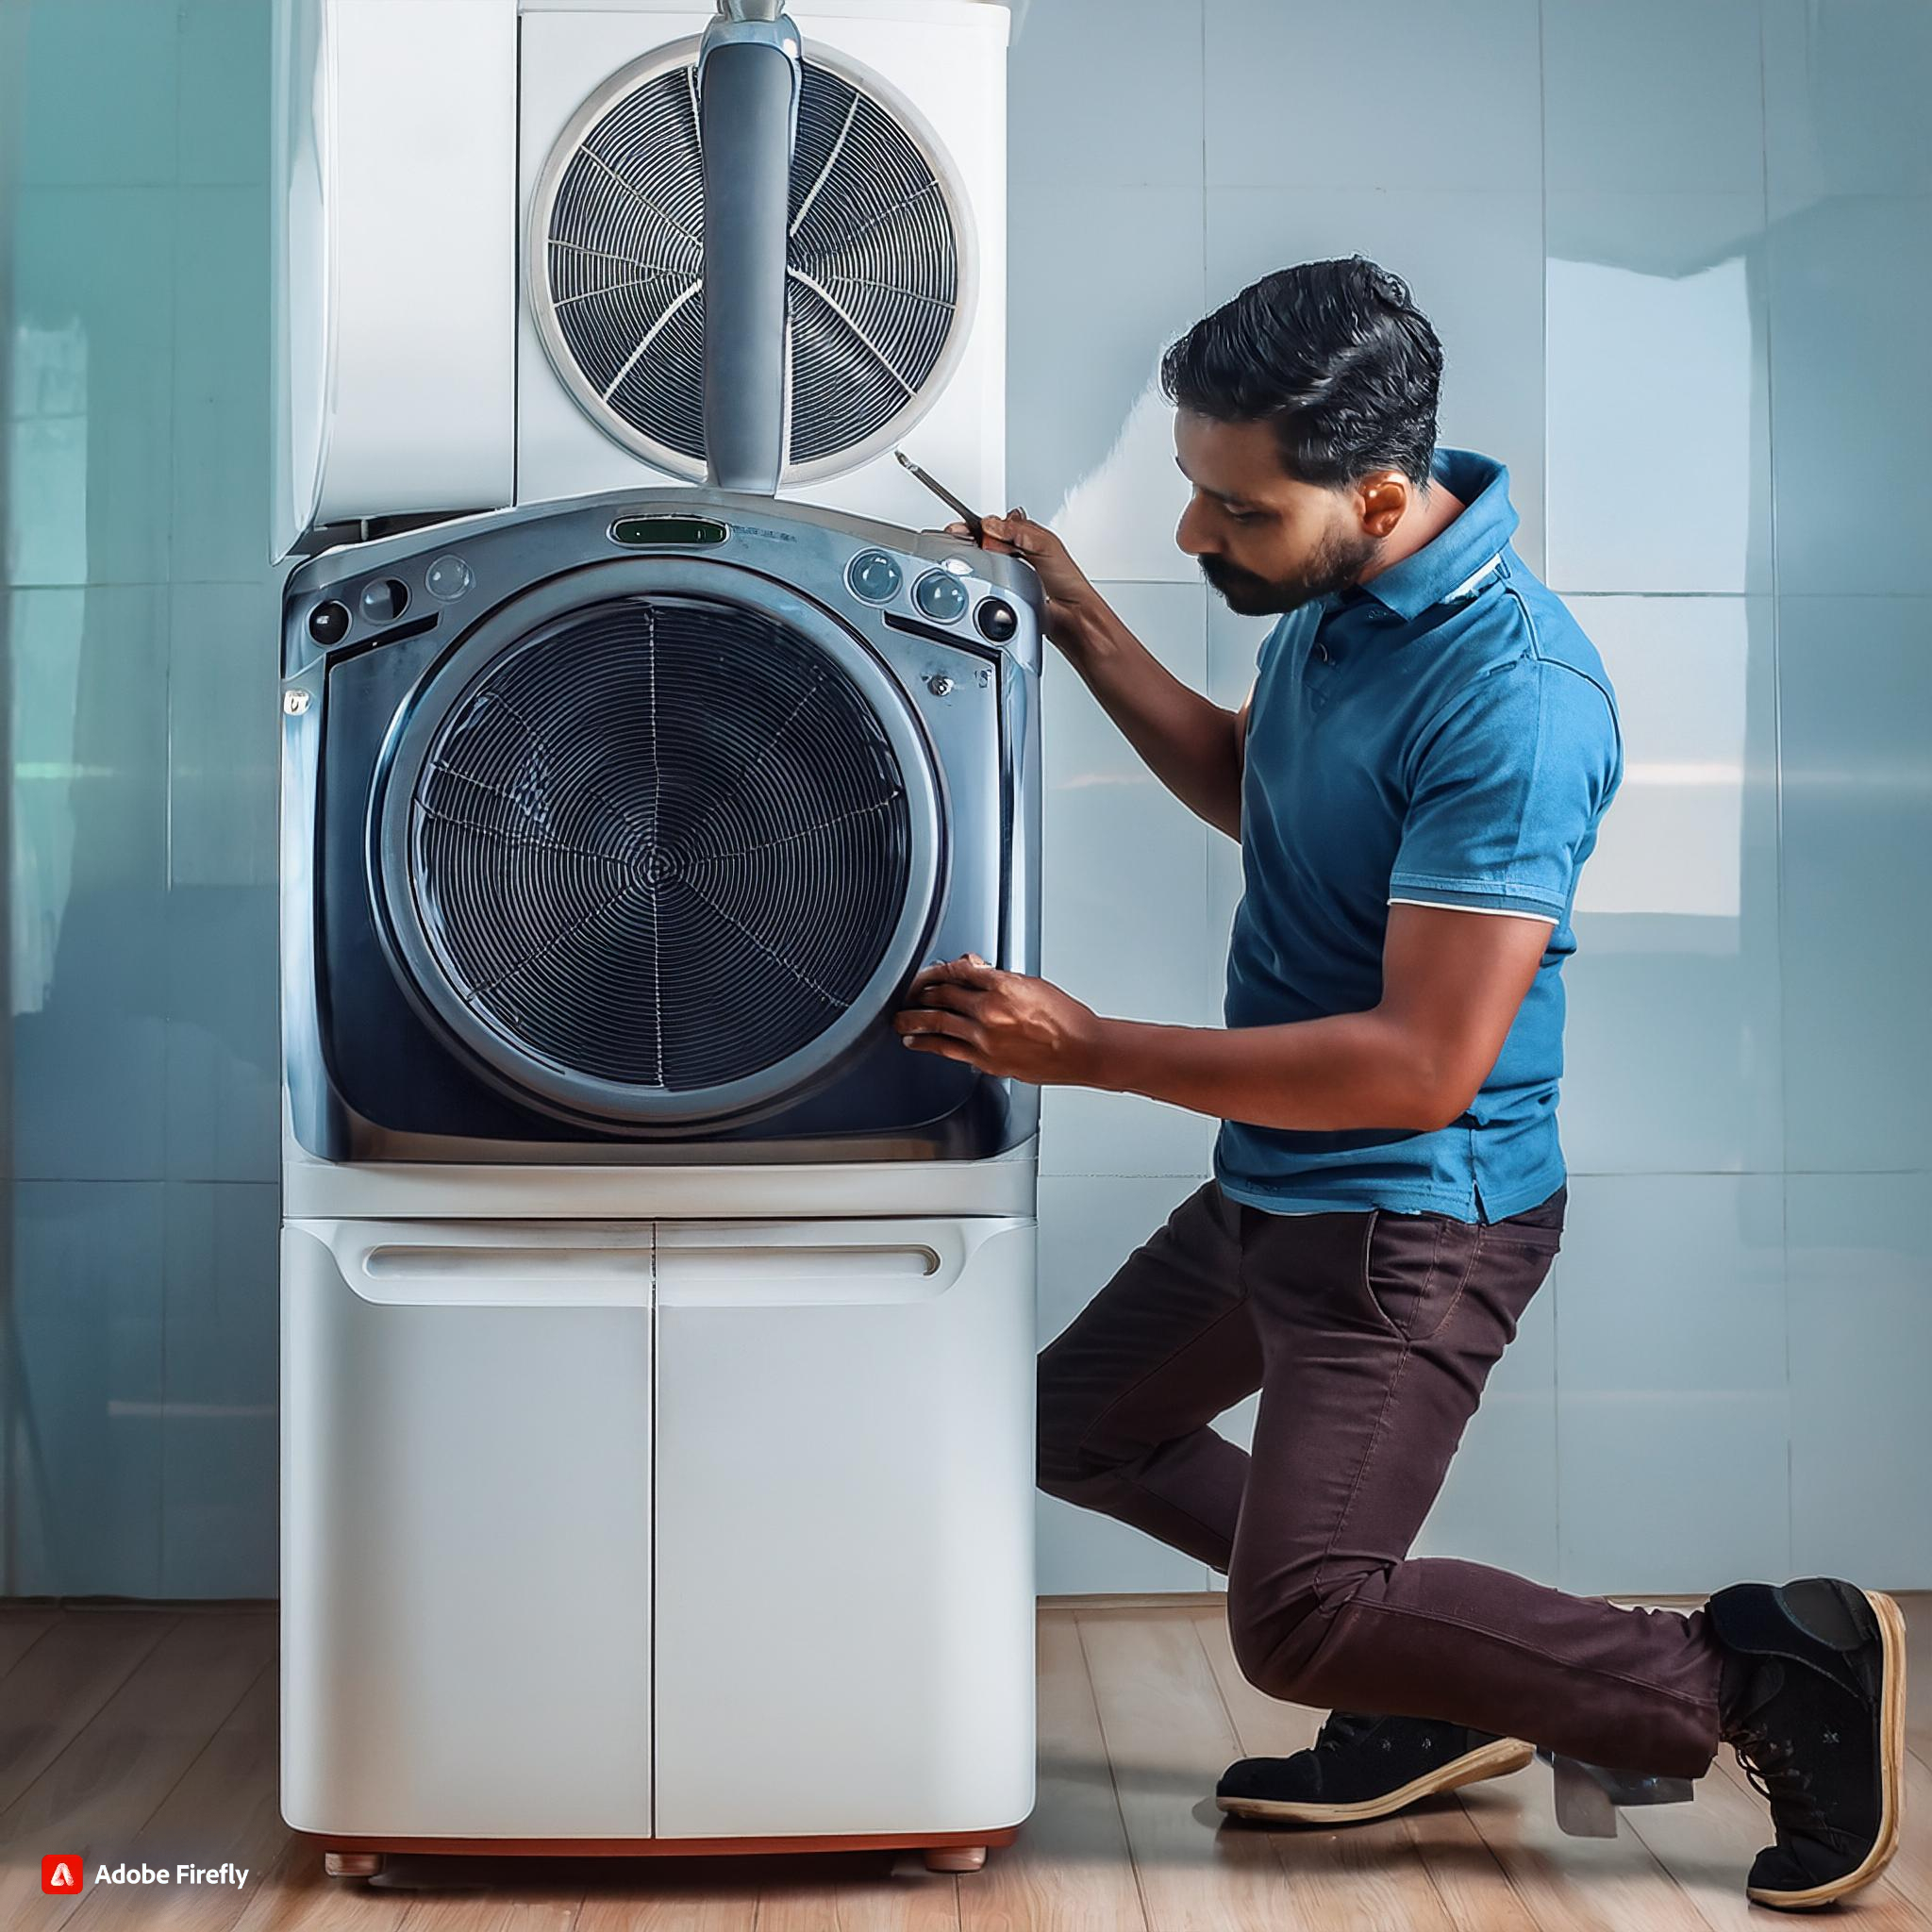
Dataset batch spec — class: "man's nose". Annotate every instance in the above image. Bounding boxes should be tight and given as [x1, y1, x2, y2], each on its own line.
[1175, 498, 1212, 558]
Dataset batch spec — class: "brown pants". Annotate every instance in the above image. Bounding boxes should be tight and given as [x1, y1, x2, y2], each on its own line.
[1037, 1180, 1725, 1778]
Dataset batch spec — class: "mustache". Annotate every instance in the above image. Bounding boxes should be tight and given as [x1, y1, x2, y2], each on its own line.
[1197, 555, 1273, 597]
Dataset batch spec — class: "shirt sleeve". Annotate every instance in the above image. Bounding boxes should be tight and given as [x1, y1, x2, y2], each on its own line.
[1387, 658, 1622, 924]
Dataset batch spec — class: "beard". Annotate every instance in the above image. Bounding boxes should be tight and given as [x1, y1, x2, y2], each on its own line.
[1199, 525, 1383, 616]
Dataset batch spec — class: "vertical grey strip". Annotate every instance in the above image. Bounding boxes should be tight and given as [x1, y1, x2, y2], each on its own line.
[698, 32, 799, 493]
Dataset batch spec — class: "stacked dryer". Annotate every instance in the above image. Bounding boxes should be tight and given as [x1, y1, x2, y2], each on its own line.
[272, 0, 1039, 1877]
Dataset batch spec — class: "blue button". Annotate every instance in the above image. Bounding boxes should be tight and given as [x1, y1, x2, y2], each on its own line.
[426, 554, 472, 601]
[913, 570, 970, 624]
[846, 549, 903, 604]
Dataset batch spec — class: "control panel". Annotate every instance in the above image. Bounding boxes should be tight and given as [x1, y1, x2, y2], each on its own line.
[284, 493, 1043, 684]
[846, 545, 1023, 651]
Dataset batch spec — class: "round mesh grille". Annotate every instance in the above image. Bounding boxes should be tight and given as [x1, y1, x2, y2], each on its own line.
[535, 47, 966, 478]
[403, 596, 915, 1104]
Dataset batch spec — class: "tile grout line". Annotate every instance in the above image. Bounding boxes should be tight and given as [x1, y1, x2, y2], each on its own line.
[1537, 0, 1550, 575]
[1539, 0, 1563, 1596]
[1755, 0, 1801, 1580]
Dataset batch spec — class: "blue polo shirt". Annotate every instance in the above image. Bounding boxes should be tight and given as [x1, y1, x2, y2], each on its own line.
[1214, 449, 1622, 1224]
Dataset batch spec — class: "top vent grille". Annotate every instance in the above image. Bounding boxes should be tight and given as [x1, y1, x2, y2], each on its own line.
[533, 45, 971, 482]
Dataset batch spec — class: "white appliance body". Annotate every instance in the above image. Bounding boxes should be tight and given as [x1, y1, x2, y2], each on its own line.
[277, 591, 1041, 1850]
[274, 0, 1035, 1865]
[272, 0, 1008, 558]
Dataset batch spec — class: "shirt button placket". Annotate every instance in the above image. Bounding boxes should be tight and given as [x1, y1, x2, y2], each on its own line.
[1309, 610, 1340, 709]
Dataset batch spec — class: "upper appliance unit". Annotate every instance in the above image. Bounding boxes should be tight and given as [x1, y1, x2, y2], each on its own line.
[280, 489, 1043, 1178]
[271, 0, 1009, 559]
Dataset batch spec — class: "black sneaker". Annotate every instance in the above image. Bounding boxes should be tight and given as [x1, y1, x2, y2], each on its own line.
[1708, 1577, 1907, 1910]
[1215, 1710, 1534, 1825]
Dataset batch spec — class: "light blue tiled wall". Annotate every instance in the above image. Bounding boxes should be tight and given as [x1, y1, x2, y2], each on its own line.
[3, 0, 277, 1597]
[1, 2, 1925, 1604]
[1015, 0, 1932, 1599]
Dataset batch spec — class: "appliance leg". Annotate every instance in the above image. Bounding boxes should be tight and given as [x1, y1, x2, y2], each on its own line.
[924, 1845, 988, 1874]
[323, 1852, 387, 1879]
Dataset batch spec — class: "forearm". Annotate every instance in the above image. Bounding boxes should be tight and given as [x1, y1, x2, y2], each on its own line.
[1057, 596, 1243, 840]
[1084, 1010, 1454, 1134]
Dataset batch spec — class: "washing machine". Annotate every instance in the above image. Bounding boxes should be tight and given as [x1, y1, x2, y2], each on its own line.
[278, 484, 1043, 1871]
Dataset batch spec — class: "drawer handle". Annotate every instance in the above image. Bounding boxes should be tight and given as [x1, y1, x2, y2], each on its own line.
[363, 1246, 651, 1282]
[657, 1244, 941, 1281]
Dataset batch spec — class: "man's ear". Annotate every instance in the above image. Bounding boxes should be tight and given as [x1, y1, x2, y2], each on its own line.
[1357, 471, 1411, 539]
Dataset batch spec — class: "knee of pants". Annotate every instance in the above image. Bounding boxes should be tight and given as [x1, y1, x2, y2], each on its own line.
[1035, 1407, 1109, 1503]
[1035, 1347, 1118, 1502]
[1227, 1565, 1384, 1703]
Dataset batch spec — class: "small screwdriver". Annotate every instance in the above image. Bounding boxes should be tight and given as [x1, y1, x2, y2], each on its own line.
[894, 448, 985, 545]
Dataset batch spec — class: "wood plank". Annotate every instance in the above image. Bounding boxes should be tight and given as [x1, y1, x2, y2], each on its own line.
[54, 1655, 592, 1932]
[58, 1662, 286, 1932]
[572, 1856, 760, 1932]
[962, 1608, 1148, 1932]
[0, 1612, 175, 1814]
[751, 1850, 958, 1932]
[0, 1613, 277, 1932]
[1074, 1609, 1300, 1931]
[1190, 1607, 1531, 1932]
[0, 1610, 58, 1681]
[396, 1891, 585, 1932]
[1449, 1752, 1724, 1932]
[229, 1829, 417, 1932]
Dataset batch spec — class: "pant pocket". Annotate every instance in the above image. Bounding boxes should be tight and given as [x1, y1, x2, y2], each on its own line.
[1487, 1189, 1567, 1262]
[1362, 1209, 1481, 1342]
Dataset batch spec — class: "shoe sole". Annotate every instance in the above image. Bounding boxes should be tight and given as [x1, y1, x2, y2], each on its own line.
[1215, 1736, 1536, 1826]
[1746, 1587, 1907, 1912]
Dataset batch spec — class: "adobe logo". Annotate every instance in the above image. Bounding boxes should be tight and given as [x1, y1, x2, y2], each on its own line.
[42, 1856, 84, 1895]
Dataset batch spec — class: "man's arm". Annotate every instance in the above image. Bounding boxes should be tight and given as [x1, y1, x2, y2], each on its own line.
[893, 902, 1549, 1131]
[962, 512, 1246, 840]
[1058, 594, 1248, 841]
[1094, 902, 1548, 1129]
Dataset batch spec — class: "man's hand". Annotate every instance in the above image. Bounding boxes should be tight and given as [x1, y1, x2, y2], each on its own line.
[944, 509, 1101, 656]
[894, 954, 1108, 1085]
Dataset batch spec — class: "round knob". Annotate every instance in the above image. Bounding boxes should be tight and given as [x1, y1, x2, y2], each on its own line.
[974, 597, 1018, 643]
[913, 570, 970, 624]
[307, 600, 351, 646]
[846, 548, 903, 605]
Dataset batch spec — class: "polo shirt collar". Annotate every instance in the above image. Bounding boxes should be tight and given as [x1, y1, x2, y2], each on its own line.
[1357, 448, 1519, 623]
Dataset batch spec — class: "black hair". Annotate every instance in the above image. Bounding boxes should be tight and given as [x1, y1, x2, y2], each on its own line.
[1159, 257, 1443, 488]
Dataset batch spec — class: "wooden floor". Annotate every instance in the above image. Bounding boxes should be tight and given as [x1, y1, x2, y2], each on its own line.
[1, 1596, 1927, 1930]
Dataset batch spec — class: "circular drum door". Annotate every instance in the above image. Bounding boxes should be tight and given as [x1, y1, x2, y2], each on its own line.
[372, 559, 943, 1128]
